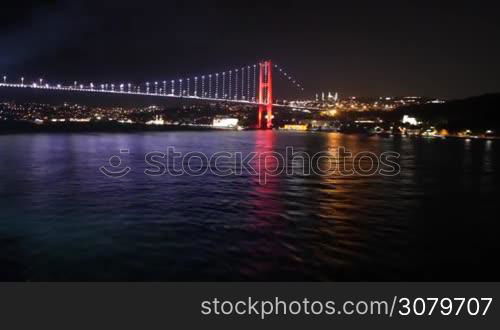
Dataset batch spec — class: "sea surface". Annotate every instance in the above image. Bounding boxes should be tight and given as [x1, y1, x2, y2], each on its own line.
[1, 131, 499, 281]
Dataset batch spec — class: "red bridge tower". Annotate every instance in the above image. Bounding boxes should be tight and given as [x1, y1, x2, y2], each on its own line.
[258, 60, 273, 129]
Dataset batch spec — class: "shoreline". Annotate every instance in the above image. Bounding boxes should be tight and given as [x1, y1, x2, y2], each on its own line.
[1, 122, 499, 140]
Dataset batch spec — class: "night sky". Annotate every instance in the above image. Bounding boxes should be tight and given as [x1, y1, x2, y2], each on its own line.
[1, 0, 499, 99]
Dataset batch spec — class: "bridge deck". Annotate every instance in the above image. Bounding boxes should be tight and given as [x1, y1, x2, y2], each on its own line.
[0, 83, 318, 110]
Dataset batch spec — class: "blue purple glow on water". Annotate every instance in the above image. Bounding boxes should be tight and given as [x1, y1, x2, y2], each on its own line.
[0, 131, 499, 280]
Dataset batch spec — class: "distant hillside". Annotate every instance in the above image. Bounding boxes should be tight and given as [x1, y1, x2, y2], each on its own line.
[395, 93, 500, 130]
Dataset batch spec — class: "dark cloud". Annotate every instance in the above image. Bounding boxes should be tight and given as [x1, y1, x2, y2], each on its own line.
[0, 1, 95, 67]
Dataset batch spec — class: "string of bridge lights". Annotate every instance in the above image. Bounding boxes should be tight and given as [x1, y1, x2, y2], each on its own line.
[132, 62, 304, 101]
[274, 64, 305, 91]
[1, 62, 304, 101]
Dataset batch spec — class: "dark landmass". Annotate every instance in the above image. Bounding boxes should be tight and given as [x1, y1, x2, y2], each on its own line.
[332, 93, 500, 134]
[394, 93, 500, 130]
[1, 91, 499, 135]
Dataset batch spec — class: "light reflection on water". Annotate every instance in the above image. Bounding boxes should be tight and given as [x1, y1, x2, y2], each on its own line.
[0, 131, 499, 281]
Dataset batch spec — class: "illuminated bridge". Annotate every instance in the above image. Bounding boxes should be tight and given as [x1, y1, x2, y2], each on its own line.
[1, 60, 317, 129]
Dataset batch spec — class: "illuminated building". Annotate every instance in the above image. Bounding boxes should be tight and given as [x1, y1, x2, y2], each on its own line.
[212, 118, 239, 129]
[282, 124, 308, 131]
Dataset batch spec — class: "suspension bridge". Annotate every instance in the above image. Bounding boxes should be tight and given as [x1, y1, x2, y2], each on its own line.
[0, 60, 315, 129]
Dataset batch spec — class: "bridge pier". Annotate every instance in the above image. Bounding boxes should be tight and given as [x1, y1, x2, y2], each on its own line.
[258, 60, 273, 129]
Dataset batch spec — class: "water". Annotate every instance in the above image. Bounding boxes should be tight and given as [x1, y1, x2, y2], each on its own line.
[1, 131, 499, 281]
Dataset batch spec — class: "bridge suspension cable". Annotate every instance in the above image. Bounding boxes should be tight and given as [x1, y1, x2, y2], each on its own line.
[273, 63, 305, 91]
